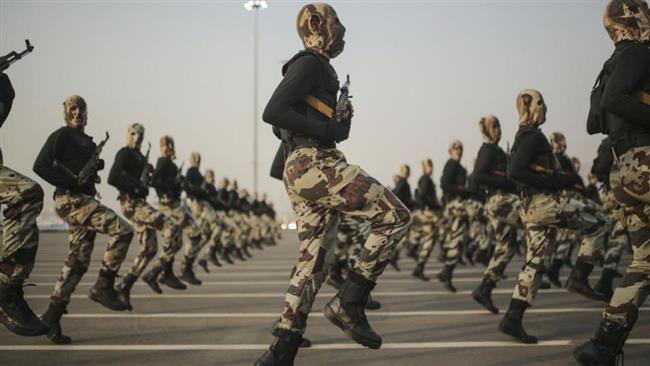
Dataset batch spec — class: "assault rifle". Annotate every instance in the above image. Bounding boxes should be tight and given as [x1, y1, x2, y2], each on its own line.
[1, 40, 34, 72]
[139, 142, 152, 189]
[78, 132, 110, 186]
[335, 74, 352, 123]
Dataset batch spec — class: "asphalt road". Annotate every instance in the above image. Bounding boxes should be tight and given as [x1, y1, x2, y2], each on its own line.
[1, 231, 648, 366]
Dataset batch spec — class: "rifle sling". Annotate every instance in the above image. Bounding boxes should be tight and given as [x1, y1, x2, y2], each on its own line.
[304, 95, 334, 119]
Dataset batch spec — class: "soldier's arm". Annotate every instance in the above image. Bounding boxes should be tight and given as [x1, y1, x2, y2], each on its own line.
[152, 158, 175, 190]
[107, 149, 139, 192]
[262, 56, 331, 139]
[473, 146, 513, 190]
[0, 73, 15, 128]
[602, 43, 650, 127]
[508, 133, 561, 190]
[33, 129, 77, 188]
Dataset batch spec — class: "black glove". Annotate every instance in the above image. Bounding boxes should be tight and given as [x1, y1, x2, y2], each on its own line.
[97, 159, 105, 171]
[323, 119, 351, 143]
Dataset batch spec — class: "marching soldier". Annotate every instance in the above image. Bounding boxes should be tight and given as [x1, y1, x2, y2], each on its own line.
[33, 95, 134, 344]
[256, 3, 410, 364]
[412, 159, 442, 281]
[107, 123, 177, 310]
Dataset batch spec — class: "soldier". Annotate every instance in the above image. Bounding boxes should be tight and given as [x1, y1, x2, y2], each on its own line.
[255, 3, 410, 364]
[500, 89, 608, 344]
[216, 177, 237, 263]
[196, 169, 225, 272]
[33, 95, 134, 344]
[107, 124, 177, 310]
[0, 69, 48, 337]
[389, 164, 414, 270]
[575, 1, 650, 363]
[469, 115, 520, 315]
[143, 135, 199, 292]
[412, 159, 443, 281]
[180, 152, 215, 285]
[437, 139, 470, 292]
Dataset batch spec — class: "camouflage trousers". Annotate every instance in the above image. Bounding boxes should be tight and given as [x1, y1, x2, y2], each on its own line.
[484, 192, 521, 283]
[156, 199, 201, 267]
[552, 228, 579, 263]
[51, 193, 133, 305]
[260, 214, 276, 245]
[277, 147, 410, 334]
[513, 191, 608, 305]
[0, 165, 44, 288]
[334, 214, 368, 262]
[120, 198, 175, 278]
[441, 198, 469, 267]
[601, 191, 628, 271]
[416, 209, 443, 264]
[467, 200, 491, 253]
[186, 199, 218, 261]
[603, 147, 650, 328]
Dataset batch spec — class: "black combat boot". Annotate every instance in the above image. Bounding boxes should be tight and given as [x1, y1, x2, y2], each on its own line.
[594, 268, 618, 302]
[388, 249, 401, 271]
[255, 330, 303, 366]
[437, 265, 457, 293]
[243, 245, 253, 258]
[0, 284, 49, 336]
[197, 257, 210, 273]
[545, 259, 563, 288]
[326, 260, 346, 290]
[407, 244, 419, 261]
[566, 260, 605, 301]
[299, 337, 312, 348]
[158, 259, 187, 290]
[179, 257, 202, 285]
[412, 262, 430, 281]
[220, 246, 234, 265]
[143, 264, 163, 294]
[88, 269, 129, 311]
[41, 302, 71, 344]
[116, 273, 137, 311]
[235, 248, 247, 261]
[364, 294, 381, 311]
[472, 277, 499, 314]
[464, 246, 476, 266]
[498, 299, 537, 344]
[574, 319, 628, 366]
[207, 245, 222, 267]
[323, 270, 382, 349]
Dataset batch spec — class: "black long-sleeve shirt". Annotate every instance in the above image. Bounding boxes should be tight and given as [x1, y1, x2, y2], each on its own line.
[108, 147, 147, 198]
[473, 143, 516, 194]
[263, 50, 339, 142]
[152, 157, 182, 201]
[508, 126, 568, 191]
[0, 73, 15, 129]
[33, 126, 98, 196]
[183, 167, 206, 200]
[393, 177, 414, 210]
[415, 175, 441, 210]
[228, 189, 240, 212]
[441, 159, 467, 201]
[601, 41, 650, 134]
[217, 188, 232, 211]
[591, 138, 614, 189]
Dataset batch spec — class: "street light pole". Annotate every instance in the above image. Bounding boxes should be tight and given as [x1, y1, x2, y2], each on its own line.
[244, 0, 267, 195]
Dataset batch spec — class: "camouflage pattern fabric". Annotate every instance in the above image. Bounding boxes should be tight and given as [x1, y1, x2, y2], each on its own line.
[513, 191, 608, 305]
[467, 199, 492, 254]
[276, 147, 410, 334]
[156, 199, 201, 263]
[416, 209, 443, 264]
[441, 198, 469, 267]
[604, 146, 650, 328]
[484, 192, 521, 283]
[604, 0, 650, 44]
[601, 191, 628, 271]
[0, 165, 44, 287]
[50, 193, 133, 305]
[296, 3, 346, 58]
[185, 199, 218, 260]
[120, 198, 175, 277]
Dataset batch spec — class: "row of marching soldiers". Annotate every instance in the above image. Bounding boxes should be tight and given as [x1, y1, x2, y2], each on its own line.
[0, 91, 281, 345]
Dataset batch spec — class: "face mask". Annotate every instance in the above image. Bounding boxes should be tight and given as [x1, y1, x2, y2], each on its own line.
[549, 132, 567, 154]
[516, 89, 547, 127]
[297, 3, 346, 58]
[479, 115, 502, 144]
[604, 0, 650, 44]
[190, 152, 201, 168]
[448, 139, 463, 161]
[205, 169, 215, 185]
[63, 95, 88, 130]
[159, 135, 176, 160]
[127, 123, 144, 149]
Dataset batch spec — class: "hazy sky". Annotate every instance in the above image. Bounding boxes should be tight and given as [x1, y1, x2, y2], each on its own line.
[1, 0, 612, 220]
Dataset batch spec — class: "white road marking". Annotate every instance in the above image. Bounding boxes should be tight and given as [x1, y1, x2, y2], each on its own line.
[2, 340, 650, 351]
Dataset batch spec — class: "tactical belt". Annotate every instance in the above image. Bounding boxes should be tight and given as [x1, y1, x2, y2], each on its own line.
[54, 188, 87, 198]
[612, 134, 650, 155]
[292, 136, 335, 149]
